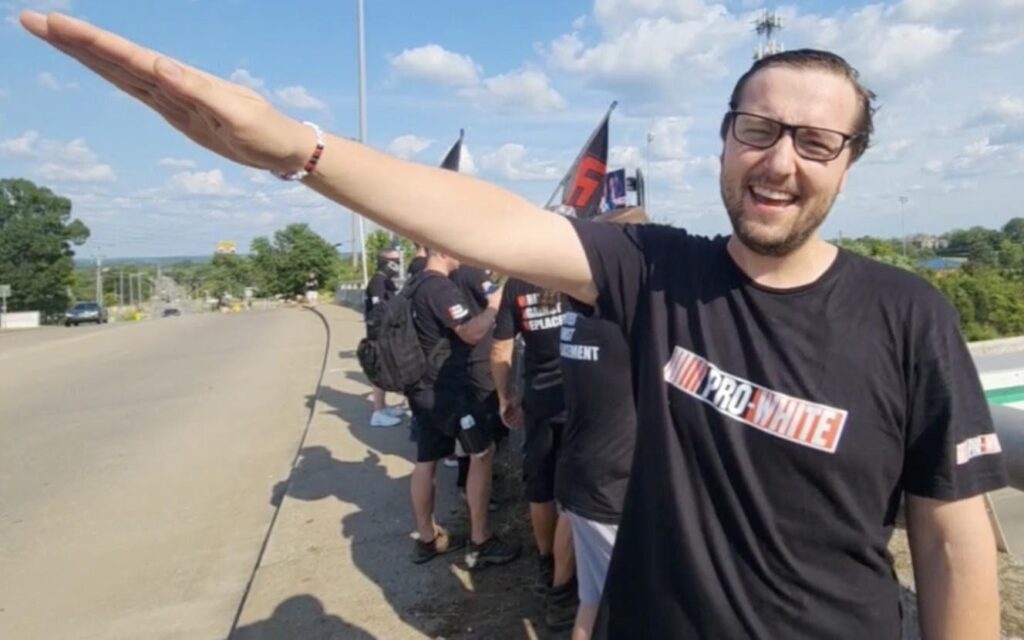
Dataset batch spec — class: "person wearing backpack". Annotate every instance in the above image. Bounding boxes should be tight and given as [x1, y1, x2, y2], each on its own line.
[363, 248, 404, 428]
[406, 248, 521, 568]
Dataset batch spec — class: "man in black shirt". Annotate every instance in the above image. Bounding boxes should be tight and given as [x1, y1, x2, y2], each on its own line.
[407, 242, 427, 278]
[363, 248, 403, 428]
[492, 277, 577, 630]
[557, 207, 646, 639]
[303, 272, 319, 306]
[54, 20, 1004, 637]
[406, 248, 520, 569]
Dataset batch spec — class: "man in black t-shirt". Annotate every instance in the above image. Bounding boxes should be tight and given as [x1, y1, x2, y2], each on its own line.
[363, 248, 403, 428]
[449, 265, 505, 488]
[406, 248, 521, 569]
[60, 25, 1006, 639]
[556, 206, 646, 639]
[492, 278, 578, 631]
[303, 272, 319, 306]
[407, 242, 427, 278]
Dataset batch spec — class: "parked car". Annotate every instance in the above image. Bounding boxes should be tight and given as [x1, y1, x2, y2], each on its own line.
[161, 307, 181, 318]
[65, 302, 108, 326]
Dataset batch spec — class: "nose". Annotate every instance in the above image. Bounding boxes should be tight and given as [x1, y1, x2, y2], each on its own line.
[762, 130, 799, 176]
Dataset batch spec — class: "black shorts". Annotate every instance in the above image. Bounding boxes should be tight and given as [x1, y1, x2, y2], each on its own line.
[522, 403, 566, 503]
[409, 386, 494, 463]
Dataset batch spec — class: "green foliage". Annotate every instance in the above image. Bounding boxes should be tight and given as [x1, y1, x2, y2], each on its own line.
[0, 179, 89, 320]
[249, 223, 344, 296]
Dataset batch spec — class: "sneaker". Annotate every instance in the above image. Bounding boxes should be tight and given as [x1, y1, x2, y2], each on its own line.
[384, 406, 407, 418]
[411, 529, 466, 564]
[442, 455, 459, 468]
[532, 553, 554, 596]
[465, 536, 521, 570]
[370, 410, 402, 428]
[545, 577, 580, 631]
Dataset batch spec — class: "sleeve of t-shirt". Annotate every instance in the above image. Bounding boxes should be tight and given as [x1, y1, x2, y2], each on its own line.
[428, 279, 473, 330]
[567, 217, 648, 336]
[493, 279, 518, 341]
[903, 293, 1008, 500]
[366, 276, 386, 307]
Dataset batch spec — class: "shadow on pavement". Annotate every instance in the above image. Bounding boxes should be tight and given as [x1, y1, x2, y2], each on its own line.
[231, 594, 375, 640]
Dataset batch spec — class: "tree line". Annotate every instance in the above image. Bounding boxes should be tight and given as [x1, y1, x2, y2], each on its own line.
[2, 178, 1022, 340]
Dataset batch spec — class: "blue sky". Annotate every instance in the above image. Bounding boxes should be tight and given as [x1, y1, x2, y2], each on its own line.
[1, 0, 1022, 257]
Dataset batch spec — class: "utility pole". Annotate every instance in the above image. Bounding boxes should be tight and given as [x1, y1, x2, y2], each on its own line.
[645, 131, 653, 213]
[94, 256, 103, 304]
[899, 196, 909, 257]
[119, 270, 125, 310]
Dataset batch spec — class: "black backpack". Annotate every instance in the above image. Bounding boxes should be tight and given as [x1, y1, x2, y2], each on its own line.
[357, 274, 443, 393]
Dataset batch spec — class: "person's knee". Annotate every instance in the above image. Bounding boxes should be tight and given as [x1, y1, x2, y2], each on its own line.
[471, 442, 495, 461]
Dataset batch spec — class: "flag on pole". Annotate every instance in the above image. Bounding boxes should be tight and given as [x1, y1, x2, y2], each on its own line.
[547, 102, 616, 219]
[441, 129, 464, 172]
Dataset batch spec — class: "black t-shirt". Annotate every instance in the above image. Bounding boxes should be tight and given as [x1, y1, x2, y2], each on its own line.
[556, 302, 636, 524]
[364, 271, 396, 314]
[410, 270, 473, 395]
[569, 219, 1008, 640]
[450, 265, 497, 393]
[494, 278, 564, 416]
[407, 256, 427, 277]
[305, 277, 319, 292]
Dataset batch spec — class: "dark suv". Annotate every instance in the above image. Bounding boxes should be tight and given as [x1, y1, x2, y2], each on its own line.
[65, 302, 108, 326]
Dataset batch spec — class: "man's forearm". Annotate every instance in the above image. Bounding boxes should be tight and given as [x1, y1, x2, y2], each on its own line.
[908, 495, 1001, 640]
[490, 339, 514, 404]
[458, 308, 497, 346]
[304, 136, 596, 303]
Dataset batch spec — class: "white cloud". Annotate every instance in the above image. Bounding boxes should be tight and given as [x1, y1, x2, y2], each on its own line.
[649, 117, 693, 160]
[461, 69, 565, 113]
[0, 88, 9, 99]
[159, 158, 197, 169]
[1, 131, 115, 183]
[229, 69, 265, 92]
[168, 169, 243, 196]
[894, 0, 1024, 54]
[36, 71, 78, 91]
[923, 137, 1012, 178]
[0, 130, 39, 157]
[480, 144, 560, 181]
[35, 162, 115, 183]
[391, 44, 481, 87]
[387, 134, 433, 160]
[546, 6, 747, 94]
[273, 86, 326, 111]
[244, 168, 272, 184]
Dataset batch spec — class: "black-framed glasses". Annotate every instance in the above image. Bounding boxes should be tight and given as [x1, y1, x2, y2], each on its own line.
[729, 111, 862, 162]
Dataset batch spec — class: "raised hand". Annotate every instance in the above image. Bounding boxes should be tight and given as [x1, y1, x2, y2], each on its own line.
[19, 11, 312, 175]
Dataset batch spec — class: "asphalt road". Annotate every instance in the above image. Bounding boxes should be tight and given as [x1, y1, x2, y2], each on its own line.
[0, 309, 326, 640]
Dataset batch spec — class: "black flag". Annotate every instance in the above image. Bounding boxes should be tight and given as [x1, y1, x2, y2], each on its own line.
[552, 102, 615, 220]
[440, 129, 464, 172]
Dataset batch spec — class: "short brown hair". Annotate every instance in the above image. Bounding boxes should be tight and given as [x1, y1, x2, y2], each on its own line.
[719, 49, 876, 162]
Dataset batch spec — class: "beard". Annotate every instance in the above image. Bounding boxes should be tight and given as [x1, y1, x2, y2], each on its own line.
[720, 171, 839, 258]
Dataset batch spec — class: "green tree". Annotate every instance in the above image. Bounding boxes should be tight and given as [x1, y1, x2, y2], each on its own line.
[205, 253, 252, 301]
[249, 224, 342, 296]
[0, 179, 89, 320]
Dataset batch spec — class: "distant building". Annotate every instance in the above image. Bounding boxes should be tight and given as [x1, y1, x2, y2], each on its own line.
[215, 241, 237, 255]
[910, 234, 949, 251]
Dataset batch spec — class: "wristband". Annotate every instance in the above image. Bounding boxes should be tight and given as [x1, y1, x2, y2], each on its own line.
[275, 121, 324, 181]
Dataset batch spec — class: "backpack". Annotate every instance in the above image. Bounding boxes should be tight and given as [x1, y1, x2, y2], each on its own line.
[357, 274, 444, 393]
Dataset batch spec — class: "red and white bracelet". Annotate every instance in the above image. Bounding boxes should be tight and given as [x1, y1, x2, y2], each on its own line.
[275, 121, 325, 181]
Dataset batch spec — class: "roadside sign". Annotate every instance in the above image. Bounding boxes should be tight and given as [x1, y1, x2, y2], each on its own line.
[0, 285, 10, 297]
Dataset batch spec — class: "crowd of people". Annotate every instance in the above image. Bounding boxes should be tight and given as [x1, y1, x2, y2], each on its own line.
[21, 11, 1010, 638]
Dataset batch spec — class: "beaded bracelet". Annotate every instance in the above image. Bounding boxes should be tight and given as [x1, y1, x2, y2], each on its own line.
[275, 121, 325, 181]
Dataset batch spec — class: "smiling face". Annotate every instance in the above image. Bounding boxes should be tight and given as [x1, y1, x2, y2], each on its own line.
[720, 65, 860, 257]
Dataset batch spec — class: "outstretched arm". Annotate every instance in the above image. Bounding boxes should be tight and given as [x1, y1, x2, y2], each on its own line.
[20, 12, 597, 304]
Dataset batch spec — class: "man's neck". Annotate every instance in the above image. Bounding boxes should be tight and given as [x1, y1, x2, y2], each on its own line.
[726, 235, 838, 290]
[425, 260, 451, 277]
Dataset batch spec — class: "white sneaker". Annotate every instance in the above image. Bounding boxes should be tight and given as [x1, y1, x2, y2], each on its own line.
[442, 455, 459, 468]
[370, 410, 402, 428]
[384, 406, 407, 418]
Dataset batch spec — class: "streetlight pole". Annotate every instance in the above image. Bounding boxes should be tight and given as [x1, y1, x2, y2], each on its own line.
[94, 255, 103, 304]
[356, 0, 369, 287]
[645, 131, 653, 213]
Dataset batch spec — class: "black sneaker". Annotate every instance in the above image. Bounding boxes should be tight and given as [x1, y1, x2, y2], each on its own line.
[545, 577, 579, 631]
[465, 535, 521, 570]
[532, 553, 554, 596]
[411, 529, 466, 565]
